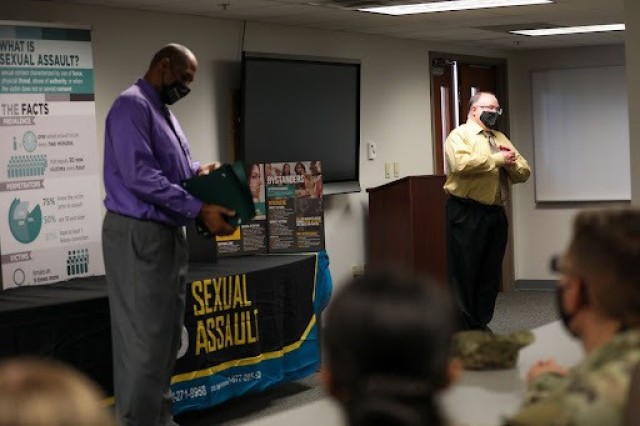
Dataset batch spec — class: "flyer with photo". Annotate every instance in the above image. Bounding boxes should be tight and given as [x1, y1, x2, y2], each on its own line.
[265, 161, 325, 253]
[216, 163, 267, 256]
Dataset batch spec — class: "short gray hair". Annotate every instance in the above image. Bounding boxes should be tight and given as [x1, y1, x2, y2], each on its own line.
[468, 91, 496, 112]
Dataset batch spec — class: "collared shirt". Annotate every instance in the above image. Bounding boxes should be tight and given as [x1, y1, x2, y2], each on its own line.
[505, 329, 640, 426]
[443, 120, 530, 205]
[103, 78, 203, 226]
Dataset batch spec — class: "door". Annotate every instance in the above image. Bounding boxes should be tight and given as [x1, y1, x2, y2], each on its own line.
[431, 60, 502, 173]
[458, 64, 498, 124]
[431, 58, 455, 175]
[430, 54, 515, 291]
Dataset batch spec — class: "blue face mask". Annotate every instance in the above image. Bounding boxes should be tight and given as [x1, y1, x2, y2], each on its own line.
[161, 80, 190, 105]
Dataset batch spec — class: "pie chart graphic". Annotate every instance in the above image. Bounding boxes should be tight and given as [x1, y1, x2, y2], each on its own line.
[8, 198, 42, 244]
[22, 131, 38, 153]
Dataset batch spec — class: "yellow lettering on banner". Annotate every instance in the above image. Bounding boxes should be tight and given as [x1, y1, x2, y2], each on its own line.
[224, 314, 234, 347]
[243, 275, 251, 307]
[202, 279, 213, 314]
[213, 278, 223, 312]
[192, 280, 205, 316]
[206, 316, 221, 352]
[193, 309, 260, 355]
[215, 315, 225, 349]
[233, 276, 244, 307]
[191, 274, 261, 355]
[195, 320, 208, 354]
[223, 277, 232, 310]
[234, 311, 246, 345]
[248, 309, 259, 343]
[191, 274, 252, 317]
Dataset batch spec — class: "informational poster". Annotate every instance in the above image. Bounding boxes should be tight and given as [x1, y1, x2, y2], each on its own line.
[215, 161, 325, 256]
[215, 162, 267, 257]
[0, 22, 104, 289]
[265, 161, 325, 253]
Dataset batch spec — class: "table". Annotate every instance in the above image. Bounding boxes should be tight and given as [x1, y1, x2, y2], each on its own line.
[0, 253, 327, 415]
[235, 321, 583, 426]
[440, 321, 584, 425]
[171, 254, 324, 414]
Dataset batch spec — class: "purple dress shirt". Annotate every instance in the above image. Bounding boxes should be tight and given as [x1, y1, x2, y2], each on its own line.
[103, 78, 203, 226]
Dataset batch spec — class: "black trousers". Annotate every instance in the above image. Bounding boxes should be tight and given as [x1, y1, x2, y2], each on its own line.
[446, 196, 508, 330]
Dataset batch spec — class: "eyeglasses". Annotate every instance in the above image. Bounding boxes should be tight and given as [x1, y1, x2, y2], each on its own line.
[476, 105, 503, 115]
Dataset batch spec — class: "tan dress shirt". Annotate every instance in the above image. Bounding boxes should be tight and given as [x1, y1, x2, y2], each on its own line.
[443, 120, 530, 205]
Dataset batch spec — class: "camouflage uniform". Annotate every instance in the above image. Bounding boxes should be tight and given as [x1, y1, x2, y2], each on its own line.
[505, 329, 640, 426]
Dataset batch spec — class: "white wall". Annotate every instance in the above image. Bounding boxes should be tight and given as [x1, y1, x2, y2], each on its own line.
[507, 45, 628, 280]
[4, 1, 506, 291]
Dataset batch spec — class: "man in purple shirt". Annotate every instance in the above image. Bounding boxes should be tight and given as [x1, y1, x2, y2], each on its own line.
[102, 43, 235, 426]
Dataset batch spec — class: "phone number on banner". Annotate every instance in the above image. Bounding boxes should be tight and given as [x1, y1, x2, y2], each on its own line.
[171, 385, 207, 402]
[171, 371, 263, 403]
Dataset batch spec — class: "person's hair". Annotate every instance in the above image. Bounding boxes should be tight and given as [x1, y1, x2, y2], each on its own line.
[0, 357, 115, 426]
[468, 91, 496, 112]
[323, 270, 455, 426]
[149, 43, 193, 69]
[568, 208, 640, 327]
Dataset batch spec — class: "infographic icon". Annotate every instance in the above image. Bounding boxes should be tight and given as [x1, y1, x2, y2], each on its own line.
[22, 131, 38, 153]
[8, 198, 42, 244]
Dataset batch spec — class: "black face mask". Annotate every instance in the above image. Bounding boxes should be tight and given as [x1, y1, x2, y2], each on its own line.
[160, 80, 190, 105]
[555, 286, 579, 338]
[480, 111, 499, 129]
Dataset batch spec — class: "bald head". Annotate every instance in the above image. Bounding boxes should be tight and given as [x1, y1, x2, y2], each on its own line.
[149, 43, 196, 70]
[144, 43, 198, 100]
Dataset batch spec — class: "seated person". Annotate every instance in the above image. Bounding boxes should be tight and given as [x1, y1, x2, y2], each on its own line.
[506, 208, 640, 426]
[0, 356, 115, 426]
[322, 270, 458, 426]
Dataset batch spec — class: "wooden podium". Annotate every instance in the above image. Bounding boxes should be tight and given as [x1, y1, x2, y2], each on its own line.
[367, 175, 447, 283]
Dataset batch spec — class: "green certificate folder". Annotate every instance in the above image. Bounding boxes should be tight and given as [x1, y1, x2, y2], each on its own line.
[182, 162, 256, 230]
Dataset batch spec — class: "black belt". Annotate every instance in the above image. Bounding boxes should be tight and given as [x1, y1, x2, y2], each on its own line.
[448, 195, 503, 211]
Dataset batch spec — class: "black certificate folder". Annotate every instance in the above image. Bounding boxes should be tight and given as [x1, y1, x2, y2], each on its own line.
[182, 162, 256, 227]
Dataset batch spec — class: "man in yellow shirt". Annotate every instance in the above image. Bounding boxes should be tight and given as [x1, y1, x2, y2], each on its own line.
[443, 91, 530, 330]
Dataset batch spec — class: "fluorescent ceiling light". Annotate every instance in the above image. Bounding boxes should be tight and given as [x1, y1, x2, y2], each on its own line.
[359, 0, 553, 16]
[511, 24, 625, 36]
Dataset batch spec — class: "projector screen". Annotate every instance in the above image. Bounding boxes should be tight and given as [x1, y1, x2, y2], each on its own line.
[531, 65, 630, 202]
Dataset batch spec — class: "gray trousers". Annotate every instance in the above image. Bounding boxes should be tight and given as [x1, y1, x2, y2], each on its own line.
[103, 212, 188, 426]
